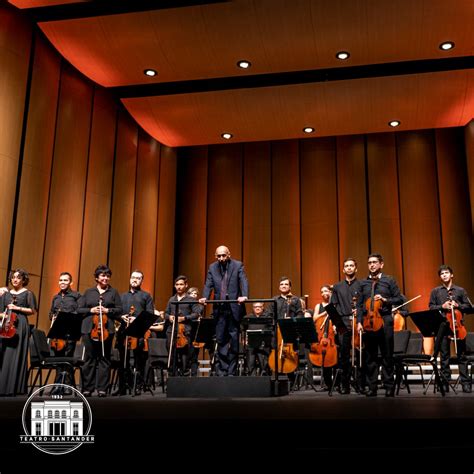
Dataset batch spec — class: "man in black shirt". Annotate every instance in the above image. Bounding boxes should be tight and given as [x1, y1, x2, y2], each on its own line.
[165, 275, 202, 375]
[115, 270, 155, 395]
[77, 264, 122, 397]
[266, 277, 304, 320]
[356, 254, 403, 397]
[429, 265, 473, 393]
[331, 258, 362, 394]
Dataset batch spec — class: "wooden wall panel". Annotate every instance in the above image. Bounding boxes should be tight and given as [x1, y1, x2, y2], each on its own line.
[38, 65, 93, 329]
[154, 146, 177, 310]
[366, 133, 404, 289]
[397, 131, 443, 312]
[108, 110, 138, 292]
[131, 131, 161, 294]
[465, 120, 474, 239]
[243, 141, 272, 299]
[206, 144, 243, 264]
[300, 138, 339, 308]
[175, 146, 208, 293]
[0, 9, 31, 281]
[271, 140, 301, 296]
[12, 35, 60, 282]
[435, 128, 474, 301]
[78, 88, 117, 293]
[337, 135, 369, 274]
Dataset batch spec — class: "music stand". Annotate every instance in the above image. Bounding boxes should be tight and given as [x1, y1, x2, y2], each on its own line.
[408, 309, 451, 394]
[47, 312, 82, 341]
[124, 311, 158, 396]
[278, 318, 318, 393]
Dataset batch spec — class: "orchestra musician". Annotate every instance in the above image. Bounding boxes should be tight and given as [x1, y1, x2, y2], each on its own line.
[49, 272, 81, 393]
[165, 275, 202, 375]
[0, 269, 37, 396]
[115, 270, 155, 395]
[429, 265, 473, 393]
[356, 254, 403, 397]
[266, 277, 304, 320]
[77, 264, 122, 397]
[331, 258, 362, 395]
[199, 246, 248, 376]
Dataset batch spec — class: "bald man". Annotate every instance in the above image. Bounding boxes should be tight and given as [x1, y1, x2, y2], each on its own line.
[200, 245, 249, 376]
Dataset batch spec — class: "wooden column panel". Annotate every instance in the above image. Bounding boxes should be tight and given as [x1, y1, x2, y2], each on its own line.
[397, 131, 442, 312]
[435, 128, 474, 300]
[154, 146, 177, 310]
[12, 36, 60, 279]
[465, 120, 474, 239]
[0, 9, 32, 281]
[206, 143, 243, 264]
[271, 140, 301, 296]
[243, 141, 272, 299]
[108, 110, 138, 292]
[175, 146, 208, 294]
[131, 131, 160, 294]
[39, 65, 93, 330]
[337, 135, 369, 272]
[78, 88, 117, 293]
[366, 133, 403, 289]
[300, 138, 339, 308]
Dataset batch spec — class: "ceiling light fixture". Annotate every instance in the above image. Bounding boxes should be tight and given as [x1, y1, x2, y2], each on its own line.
[144, 69, 157, 77]
[221, 133, 233, 140]
[336, 51, 350, 60]
[237, 60, 251, 69]
[388, 120, 400, 128]
[439, 41, 455, 51]
[303, 127, 315, 134]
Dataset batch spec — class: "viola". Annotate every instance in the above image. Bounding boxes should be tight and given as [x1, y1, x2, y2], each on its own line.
[268, 325, 298, 374]
[309, 312, 338, 368]
[447, 289, 467, 343]
[90, 295, 109, 342]
[176, 322, 188, 349]
[0, 295, 18, 339]
[363, 280, 384, 332]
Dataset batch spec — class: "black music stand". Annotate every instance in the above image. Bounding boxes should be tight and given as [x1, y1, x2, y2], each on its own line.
[408, 309, 451, 394]
[47, 312, 83, 342]
[278, 318, 318, 393]
[124, 311, 158, 396]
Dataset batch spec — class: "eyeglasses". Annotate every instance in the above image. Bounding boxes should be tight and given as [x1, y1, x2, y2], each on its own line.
[216, 254, 227, 258]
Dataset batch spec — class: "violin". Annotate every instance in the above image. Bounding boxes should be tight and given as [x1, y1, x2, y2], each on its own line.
[176, 320, 188, 349]
[90, 295, 109, 343]
[0, 295, 18, 339]
[268, 325, 298, 374]
[446, 289, 467, 352]
[309, 311, 338, 368]
[363, 280, 384, 332]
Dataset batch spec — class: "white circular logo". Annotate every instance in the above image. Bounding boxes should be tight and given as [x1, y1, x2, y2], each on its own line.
[20, 384, 94, 455]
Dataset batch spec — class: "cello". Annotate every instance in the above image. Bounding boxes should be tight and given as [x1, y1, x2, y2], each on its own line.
[309, 311, 338, 369]
[447, 288, 467, 354]
[267, 325, 298, 374]
[0, 295, 18, 339]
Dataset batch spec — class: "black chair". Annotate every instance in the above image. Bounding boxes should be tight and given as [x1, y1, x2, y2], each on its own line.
[145, 338, 168, 393]
[29, 329, 84, 395]
[451, 332, 474, 390]
[392, 330, 411, 393]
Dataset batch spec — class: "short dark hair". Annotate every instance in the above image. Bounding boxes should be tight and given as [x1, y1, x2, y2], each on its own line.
[279, 276, 292, 287]
[59, 272, 73, 281]
[175, 275, 188, 284]
[368, 253, 383, 263]
[9, 268, 29, 287]
[438, 264, 453, 276]
[131, 269, 144, 279]
[343, 257, 357, 266]
[321, 284, 333, 292]
[94, 264, 112, 279]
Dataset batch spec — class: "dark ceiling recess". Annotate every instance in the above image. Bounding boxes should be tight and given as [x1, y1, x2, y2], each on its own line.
[111, 56, 474, 99]
[20, 0, 229, 22]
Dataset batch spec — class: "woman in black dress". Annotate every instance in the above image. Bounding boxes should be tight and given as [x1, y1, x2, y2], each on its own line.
[0, 269, 37, 396]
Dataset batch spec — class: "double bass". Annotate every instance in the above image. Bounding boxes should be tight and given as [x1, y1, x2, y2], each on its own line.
[0, 295, 18, 339]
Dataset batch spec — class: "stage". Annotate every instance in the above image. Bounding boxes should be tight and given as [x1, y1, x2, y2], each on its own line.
[0, 384, 473, 471]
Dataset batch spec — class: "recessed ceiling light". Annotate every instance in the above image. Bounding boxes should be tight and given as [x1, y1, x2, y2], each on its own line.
[439, 41, 455, 51]
[144, 69, 157, 77]
[237, 60, 251, 69]
[303, 127, 315, 134]
[221, 133, 233, 140]
[388, 120, 400, 127]
[336, 51, 350, 60]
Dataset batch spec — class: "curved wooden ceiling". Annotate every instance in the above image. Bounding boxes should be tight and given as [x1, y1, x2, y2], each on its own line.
[8, 0, 474, 146]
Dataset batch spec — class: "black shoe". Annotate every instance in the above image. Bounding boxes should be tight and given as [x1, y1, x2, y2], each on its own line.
[462, 384, 472, 393]
[366, 389, 377, 397]
[340, 386, 350, 395]
[441, 383, 450, 393]
[98, 391, 107, 398]
[112, 388, 126, 396]
[385, 388, 395, 397]
[82, 391, 92, 397]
